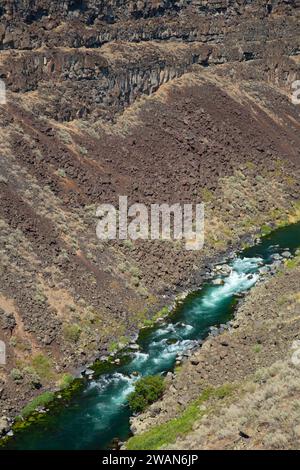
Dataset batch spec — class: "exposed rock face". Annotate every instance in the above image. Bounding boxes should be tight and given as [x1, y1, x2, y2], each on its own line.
[0, 1, 299, 421]
[0, 1, 299, 120]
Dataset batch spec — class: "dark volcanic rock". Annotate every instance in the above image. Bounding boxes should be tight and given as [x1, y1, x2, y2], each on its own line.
[0, 0, 299, 422]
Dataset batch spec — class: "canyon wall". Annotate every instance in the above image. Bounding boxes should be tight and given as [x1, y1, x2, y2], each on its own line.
[0, 0, 299, 424]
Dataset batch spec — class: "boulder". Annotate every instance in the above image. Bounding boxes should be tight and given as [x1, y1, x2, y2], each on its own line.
[212, 278, 224, 285]
[0, 417, 9, 436]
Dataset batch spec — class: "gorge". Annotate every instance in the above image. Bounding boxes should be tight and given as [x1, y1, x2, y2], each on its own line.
[0, 0, 299, 452]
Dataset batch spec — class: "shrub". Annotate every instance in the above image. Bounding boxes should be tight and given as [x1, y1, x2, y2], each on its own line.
[123, 239, 133, 249]
[129, 266, 140, 278]
[23, 366, 41, 389]
[132, 276, 140, 287]
[58, 373, 74, 389]
[261, 224, 272, 236]
[108, 341, 118, 353]
[57, 168, 67, 178]
[9, 336, 17, 347]
[78, 146, 88, 155]
[10, 368, 23, 382]
[201, 188, 213, 203]
[128, 375, 165, 414]
[118, 262, 127, 273]
[57, 129, 72, 145]
[253, 344, 262, 353]
[63, 323, 81, 343]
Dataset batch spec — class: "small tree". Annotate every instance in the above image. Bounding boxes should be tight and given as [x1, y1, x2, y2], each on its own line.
[128, 375, 165, 414]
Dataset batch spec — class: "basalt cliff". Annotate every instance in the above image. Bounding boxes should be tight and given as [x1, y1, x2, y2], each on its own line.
[0, 0, 299, 431]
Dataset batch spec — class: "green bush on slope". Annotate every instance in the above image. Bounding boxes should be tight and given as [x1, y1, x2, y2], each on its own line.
[128, 375, 165, 414]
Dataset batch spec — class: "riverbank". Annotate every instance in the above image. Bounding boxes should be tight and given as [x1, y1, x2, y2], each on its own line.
[1, 176, 300, 432]
[127, 248, 300, 450]
[2, 221, 299, 449]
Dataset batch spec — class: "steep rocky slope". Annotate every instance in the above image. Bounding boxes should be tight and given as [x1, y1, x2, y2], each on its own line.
[0, 1, 299, 421]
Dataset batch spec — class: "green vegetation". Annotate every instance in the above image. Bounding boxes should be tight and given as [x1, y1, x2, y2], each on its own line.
[78, 146, 88, 155]
[126, 385, 233, 450]
[200, 188, 213, 203]
[142, 306, 169, 328]
[34, 291, 47, 303]
[58, 373, 74, 389]
[31, 354, 53, 381]
[261, 224, 272, 237]
[23, 366, 41, 389]
[63, 323, 81, 343]
[213, 384, 233, 399]
[289, 201, 300, 224]
[118, 262, 127, 273]
[20, 392, 55, 418]
[57, 129, 72, 145]
[174, 365, 183, 375]
[132, 277, 140, 287]
[57, 168, 67, 178]
[128, 375, 165, 414]
[108, 340, 119, 353]
[268, 208, 287, 228]
[10, 368, 23, 382]
[123, 239, 134, 249]
[253, 344, 262, 353]
[285, 253, 300, 270]
[129, 266, 140, 278]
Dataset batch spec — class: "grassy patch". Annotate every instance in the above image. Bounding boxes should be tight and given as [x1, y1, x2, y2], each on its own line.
[31, 354, 53, 381]
[57, 373, 74, 389]
[142, 306, 170, 328]
[288, 201, 300, 224]
[126, 385, 233, 450]
[285, 254, 300, 270]
[20, 392, 55, 418]
[261, 224, 272, 237]
[213, 384, 233, 399]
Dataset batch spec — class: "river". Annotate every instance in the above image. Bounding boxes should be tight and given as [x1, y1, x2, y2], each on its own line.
[3, 221, 300, 450]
